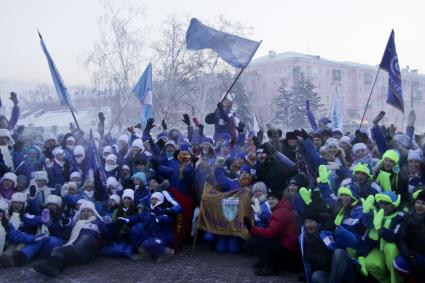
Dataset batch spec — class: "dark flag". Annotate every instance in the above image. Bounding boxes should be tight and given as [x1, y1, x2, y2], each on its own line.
[379, 30, 404, 112]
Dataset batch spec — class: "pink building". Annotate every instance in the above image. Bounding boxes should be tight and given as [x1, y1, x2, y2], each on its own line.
[243, 51, 425, 132]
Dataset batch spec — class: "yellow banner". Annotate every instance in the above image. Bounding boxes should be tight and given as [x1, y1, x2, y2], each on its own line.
[198, 183, 253, 239]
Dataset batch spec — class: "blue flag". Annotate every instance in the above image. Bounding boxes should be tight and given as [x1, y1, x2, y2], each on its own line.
[186, 18, 260, 68]
[379, 30, 404, 113]
[38, 32, 77, 112]
[132, 63, 153, 127]
[88, 129, 107, 188]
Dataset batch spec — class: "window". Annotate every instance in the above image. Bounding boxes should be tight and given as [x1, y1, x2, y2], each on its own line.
[364, 73, 372, 84]
[332, 69, 341, 81]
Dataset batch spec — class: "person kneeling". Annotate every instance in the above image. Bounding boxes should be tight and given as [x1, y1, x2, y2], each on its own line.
[243, 191, 299, 276]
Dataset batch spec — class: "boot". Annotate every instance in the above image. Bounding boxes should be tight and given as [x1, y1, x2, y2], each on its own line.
[156, 247, 174, 263]
[13, 251, 28, 266]
[138, 246, 154, 262]
[0, 254, 14, 267]
[33, 260, 60, 278]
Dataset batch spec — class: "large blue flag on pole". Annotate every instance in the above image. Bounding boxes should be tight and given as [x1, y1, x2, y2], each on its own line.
[186, 18, 260, 68]
[379, 30, 404, 113]
[38, 32, 77, 113]
[88, 129, 107, 187]
[132, 63, 153, 128]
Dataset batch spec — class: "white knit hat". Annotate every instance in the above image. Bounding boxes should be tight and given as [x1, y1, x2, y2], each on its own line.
[1, 172, 17, 187]
[122, 189, 135, 201]
[33, 171, 49, 182]
[151, 192, 164, 204]
[352, 143, 367, 153]
[76, 201, 102, 220]
[73, 145, 85, 156]
[45, 195, 62, 207]
[103, 146, 113, 155]
[106, 176, 118, 188]
[11, 192, 27, 203]
[118, 135, 129, 144]
[66, 136, 76, 143]
[0, 198, 9, 212]
[132, 139, 144, 151]
[106, 154, 117, 163]
[122, 165, 130, 171]
[109, 194, 121, 205]
[53, 147, 64, 156]
[0, 129, 15, 146]
[43, 132, 57, 142]
[325, 137, 339, 148]
[340, 136, 352, 147]
[408, 149, 424, 162]
[70, 171, 82, 180]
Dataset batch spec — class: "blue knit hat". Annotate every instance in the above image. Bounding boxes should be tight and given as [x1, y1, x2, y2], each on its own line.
[131, 172, 147, 185]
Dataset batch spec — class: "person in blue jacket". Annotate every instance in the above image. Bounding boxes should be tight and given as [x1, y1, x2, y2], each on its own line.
[0, 192, 48, 267]
[13, 195, 73, 266]
[47, 147, 71, 188]
[101, 189, 138, 259]
[33, 201, 106, 277]
[128, 192, 174, 261]
[0, 198, 48, 267]
[14, 146, 44, 180]
[251, 181, 271, 228]
[317, 165, 371, 250]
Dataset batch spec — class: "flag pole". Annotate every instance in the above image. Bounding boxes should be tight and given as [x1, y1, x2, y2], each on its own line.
[221, 40, 262, 103]
[69, 105, 81, 131]
[358, 67, 381, 130]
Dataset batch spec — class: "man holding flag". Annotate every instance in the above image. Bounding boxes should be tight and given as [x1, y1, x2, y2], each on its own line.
[186, 18, 261, 142]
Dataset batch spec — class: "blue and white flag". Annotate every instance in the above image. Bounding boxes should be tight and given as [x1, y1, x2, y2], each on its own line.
[331, 85, 343, 131]
[133, 63, 153, 127]
[379, 30, 404, 113]
[186, 18, 260, 68]
[38, 32, 77, 112]
[88, 129, 106, 188]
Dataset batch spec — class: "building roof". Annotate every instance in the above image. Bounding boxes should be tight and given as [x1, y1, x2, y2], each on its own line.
[250, 51, 377, 70]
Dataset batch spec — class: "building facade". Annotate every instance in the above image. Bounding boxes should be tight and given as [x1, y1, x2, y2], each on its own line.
[243, 51, 425, 132]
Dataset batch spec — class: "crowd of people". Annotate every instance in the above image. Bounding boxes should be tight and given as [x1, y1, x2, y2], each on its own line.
[0, 91, 424, 283]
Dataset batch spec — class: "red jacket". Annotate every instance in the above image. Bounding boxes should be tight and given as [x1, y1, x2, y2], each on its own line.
[251, 198, 299, 253]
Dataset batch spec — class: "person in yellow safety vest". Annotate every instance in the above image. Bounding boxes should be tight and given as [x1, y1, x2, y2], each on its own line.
[363, 192, 404, 283]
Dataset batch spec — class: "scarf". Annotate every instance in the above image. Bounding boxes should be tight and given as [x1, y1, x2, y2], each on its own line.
[10, 212, 21, 230]
[64, 215, 96, 246]
[105, 164, 117, 172]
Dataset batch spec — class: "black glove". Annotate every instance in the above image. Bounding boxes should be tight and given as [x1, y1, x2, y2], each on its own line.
[263, 142, 276, 155]
[16, 125, 25, 134]
[9, 92, 18, 105]
[236, 122, 245, 133]
[156, 139, 165, 150]
[182, 114, 191, 127]
[300, 129, 310, 139]
[198, 124, 204, 136]
[134, 123, 142, 129]
[252, 136, 261, 148]
[320, 214, 337, 231]
[145, 118, 155, 131]
[163, 208, 173, 216]
[243, 216, 253, 231]
[256, 129, 264, 142]
[150, 159, 160, 171]
[60, 218, 71, 226]
[161, 119, 167, 130]
[191, 155, 198, 164]
[98, 112, 105, 122]
[29, 185, 37, 198]
[217, 102, 224, 112]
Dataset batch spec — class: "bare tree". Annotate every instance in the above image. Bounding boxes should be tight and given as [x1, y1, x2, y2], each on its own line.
[84, 0, 146, 130]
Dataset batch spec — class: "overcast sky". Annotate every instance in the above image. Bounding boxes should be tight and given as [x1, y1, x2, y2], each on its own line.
[1, 0, 424, 86]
